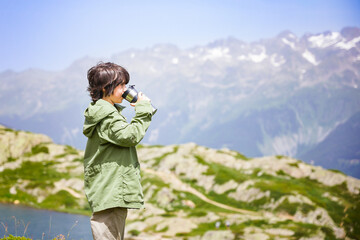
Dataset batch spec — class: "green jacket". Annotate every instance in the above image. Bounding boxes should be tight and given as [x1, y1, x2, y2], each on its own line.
[83, 99, 153, 212]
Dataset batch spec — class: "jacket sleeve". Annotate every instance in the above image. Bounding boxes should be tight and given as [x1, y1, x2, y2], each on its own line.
[101, 100, 153, 147]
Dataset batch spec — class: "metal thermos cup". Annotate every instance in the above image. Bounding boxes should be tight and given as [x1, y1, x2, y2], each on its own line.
[122, 85, 157, 115]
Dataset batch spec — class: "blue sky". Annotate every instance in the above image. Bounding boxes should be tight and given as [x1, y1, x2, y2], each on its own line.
[0, 0, 359, 72]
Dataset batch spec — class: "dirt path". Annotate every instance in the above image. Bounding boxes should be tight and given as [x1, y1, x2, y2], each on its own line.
[144, 168, 260, 216]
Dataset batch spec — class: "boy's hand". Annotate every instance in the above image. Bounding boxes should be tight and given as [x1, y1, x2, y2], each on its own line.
[130, 92, 150, 106]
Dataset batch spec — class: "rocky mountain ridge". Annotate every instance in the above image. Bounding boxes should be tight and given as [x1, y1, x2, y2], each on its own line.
[1, 126, 359, 239]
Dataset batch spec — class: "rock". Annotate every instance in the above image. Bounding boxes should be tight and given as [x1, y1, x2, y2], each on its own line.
[125, 221, 148, 233]
[201, 230, 234, 240]
[243, 227, 270, 240]
[137, 145, 176, 164]
[228, 180, 270, 202]
[242, 232, 269, 240]
[309, 167, 346, 187]
[188, 236, 201, 240]
[0, 126, 52, 164]
[299, 230, 325, 240]
[143, 183, 157, 201]
[294, 207, 345, 239]
[322, 192, 340, 203]
[265, 228, 294, 236]
[155, 217, 197, 236]
[143, 216, 164, 227]
[213, 180, 238, 194]
[192, 212, 220, 224]
[263, 194, 315, 210]
[182, 200, 196, 208]
[53, 179, 84, 198]
[156, 187, 177, 208]
[346, 177, 360, 194]
[9, 186, 17, 195]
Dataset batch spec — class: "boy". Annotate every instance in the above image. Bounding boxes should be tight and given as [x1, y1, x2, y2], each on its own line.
[83, 62, 154, 240]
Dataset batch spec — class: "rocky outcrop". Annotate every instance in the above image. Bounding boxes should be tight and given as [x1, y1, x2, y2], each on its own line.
[0, 125, 86, 212]
[0, 125, 52, 164]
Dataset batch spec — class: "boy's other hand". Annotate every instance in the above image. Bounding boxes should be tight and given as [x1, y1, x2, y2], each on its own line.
[130, 92, 150, 106]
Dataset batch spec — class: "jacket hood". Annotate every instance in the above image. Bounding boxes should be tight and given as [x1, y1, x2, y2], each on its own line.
[83, 99, 125, 137]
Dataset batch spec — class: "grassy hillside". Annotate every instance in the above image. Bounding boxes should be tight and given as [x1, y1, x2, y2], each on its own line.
[0, 125, 359, 239]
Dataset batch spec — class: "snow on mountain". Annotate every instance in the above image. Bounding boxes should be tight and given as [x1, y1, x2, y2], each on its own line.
[302, 50, 320, 65]
[282, 38, 296, 49]
[308, 32, 342, 48]
[202, 47, 231, 61]
[335, 36, 360, 50]
[248, 46, 267, 63]
[236, 46, 268, 63]
[270, 54, 286, 67]
[172, 57, 179, 64]
[307, 30, 360, 51]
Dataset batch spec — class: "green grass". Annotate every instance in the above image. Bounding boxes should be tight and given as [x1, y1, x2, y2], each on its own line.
[183, 218, 323, 238]
[0, 161, 69, 189]
[0, 189, 37, 206]
[234, 152, 250, 160]
[54, 153, 68, 158]
[40, 190, 79, 209]
[194, 155, 248, 184]
[142, 174, 170, 189]
[174, 160, 358, 237]
[299, 203, 316, 214]
[344, 199, 360, 238]
[7, 157, 17, 162]
[0, 128, 16, 133]
[253, 174, 347, 219]
[0, 235, 32, 240]
[320, 226, 337, 240]
[171, 190, 234, 214]
[0, 160, 85, 215]
[328, 169, 346, 175]
[72, 157, 84, 163]
[137, 144, 164, 149]
[274, 199, 299, 215]
[276, 169, 287, 176]
[23, 144, 49, 157]
[128, 229, 141, 236]
[187, 211, 207, 217]
[216, 149, 250, 161]
[152, 146, 179, 166]
[64, 145, 78, 155]
[288, 162, 299, 168]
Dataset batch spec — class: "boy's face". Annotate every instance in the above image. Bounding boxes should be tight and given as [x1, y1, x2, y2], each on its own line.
[109, 84, 127, 104]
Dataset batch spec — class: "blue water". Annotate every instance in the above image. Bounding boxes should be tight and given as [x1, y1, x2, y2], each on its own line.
[0, 203, 92, 240]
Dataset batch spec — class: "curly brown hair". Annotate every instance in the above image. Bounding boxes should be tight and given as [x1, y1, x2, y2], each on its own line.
[87, 62, 130, 102]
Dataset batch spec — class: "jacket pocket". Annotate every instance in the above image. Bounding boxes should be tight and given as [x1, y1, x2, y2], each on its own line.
[84, 166, 101, 186]
[123, 167, 144, 203]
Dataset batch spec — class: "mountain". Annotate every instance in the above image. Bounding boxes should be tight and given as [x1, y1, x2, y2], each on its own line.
[299, 111, 360, 177]
[0, 27, 360, 177]
[1, 126, 360, 239]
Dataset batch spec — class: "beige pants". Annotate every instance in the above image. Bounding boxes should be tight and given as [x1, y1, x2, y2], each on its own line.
[90, 207, 128, 240]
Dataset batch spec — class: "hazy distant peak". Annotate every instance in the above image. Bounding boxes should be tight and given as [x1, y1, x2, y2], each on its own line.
[340, 26, 360, 41]
[277, 30, 297, 40]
